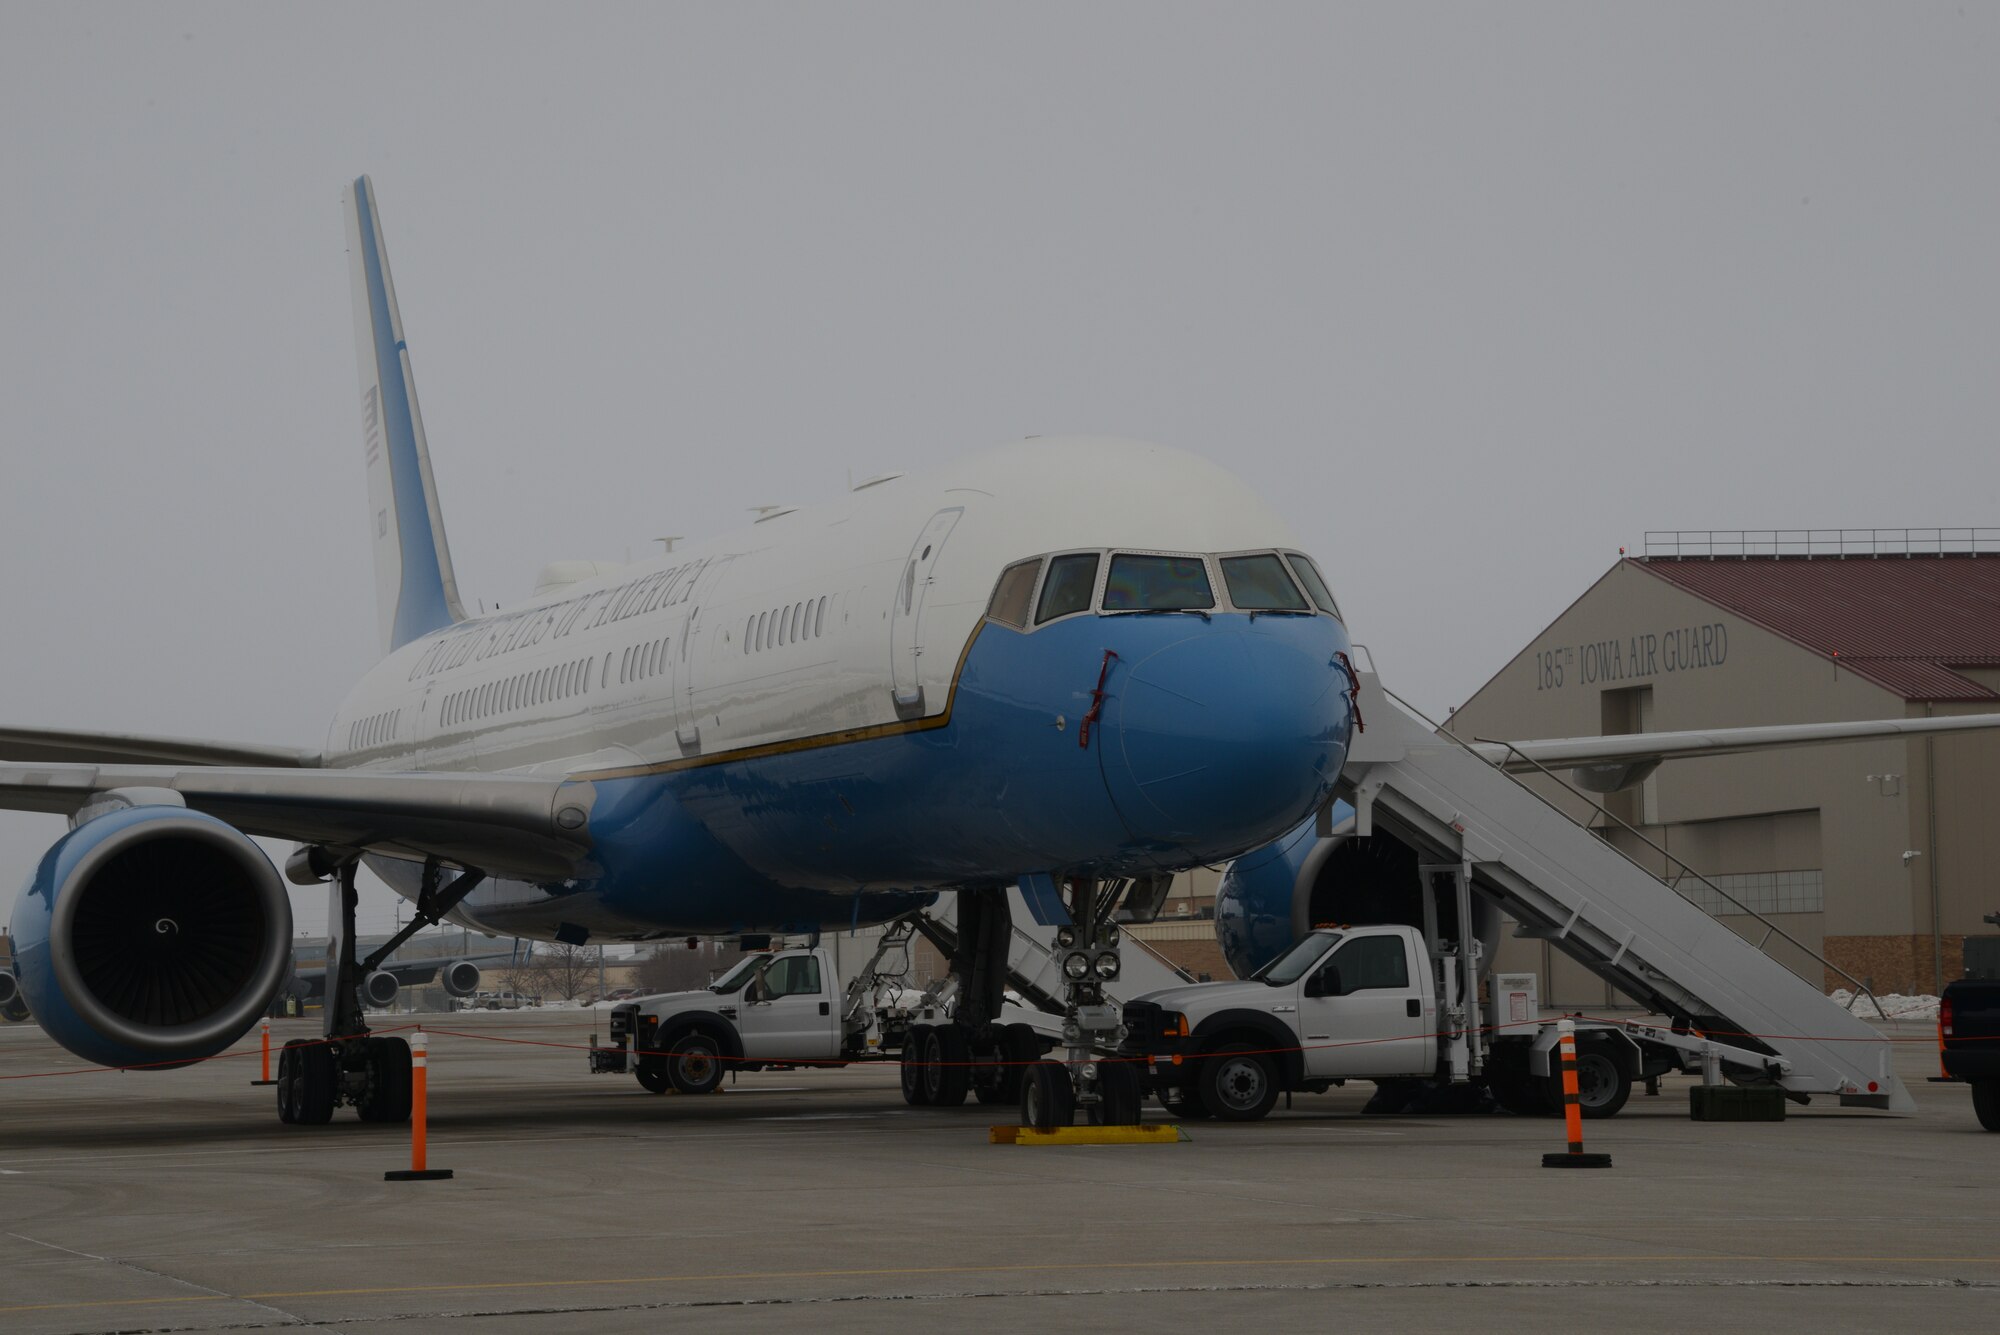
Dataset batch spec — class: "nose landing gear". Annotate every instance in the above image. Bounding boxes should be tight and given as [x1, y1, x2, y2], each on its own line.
[1020, 876, 1147, 1130]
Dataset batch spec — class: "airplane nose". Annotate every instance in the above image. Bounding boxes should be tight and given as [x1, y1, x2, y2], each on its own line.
[1100, 624, 1348, 852]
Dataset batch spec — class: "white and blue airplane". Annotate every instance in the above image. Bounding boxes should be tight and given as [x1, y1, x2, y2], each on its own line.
[4, 178, 1995, 1126]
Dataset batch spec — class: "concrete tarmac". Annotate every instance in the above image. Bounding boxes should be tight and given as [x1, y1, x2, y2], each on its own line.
[1, 1011, 1993, 1333]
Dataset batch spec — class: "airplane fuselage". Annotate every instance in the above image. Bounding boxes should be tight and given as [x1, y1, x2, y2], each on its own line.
[324, 437, 1357, 941]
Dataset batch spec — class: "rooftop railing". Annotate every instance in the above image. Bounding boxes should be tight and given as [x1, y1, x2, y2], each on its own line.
[1641, 528, 2000, 560]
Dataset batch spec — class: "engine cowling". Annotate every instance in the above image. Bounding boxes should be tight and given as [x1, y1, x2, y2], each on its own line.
[1215, 809, 1498, 979]
[9, 805, 292, 1068]
[437, 959, 480, 998]
[361, 970, 400, 1008]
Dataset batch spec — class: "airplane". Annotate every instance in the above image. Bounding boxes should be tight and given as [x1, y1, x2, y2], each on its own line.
[5, 177, 1999, 1127]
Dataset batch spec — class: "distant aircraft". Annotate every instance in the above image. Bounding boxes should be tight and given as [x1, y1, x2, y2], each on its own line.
[4, 178, 1998, 1124]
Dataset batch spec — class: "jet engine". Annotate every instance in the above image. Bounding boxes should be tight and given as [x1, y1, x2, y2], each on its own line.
[437, 959, 481, 998]
[361, 970, 400, 1009]
[1215, 809, 1497, 979]
[8, 804, 292, 1068]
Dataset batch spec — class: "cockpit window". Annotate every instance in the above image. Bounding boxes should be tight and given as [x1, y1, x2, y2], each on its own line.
[1036, 553, 1099, 624]
[1285, 553, 1341, 618]
[987, 559, 1041, 628]
[1221, 554, 1309, 611]
[1103, 554, 1214, 611]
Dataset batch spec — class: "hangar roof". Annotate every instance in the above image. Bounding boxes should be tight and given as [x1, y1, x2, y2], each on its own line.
[1632, 555, 2000, 702]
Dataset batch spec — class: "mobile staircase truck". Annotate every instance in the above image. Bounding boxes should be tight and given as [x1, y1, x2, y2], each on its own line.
[1122, 667, 1910, 1121]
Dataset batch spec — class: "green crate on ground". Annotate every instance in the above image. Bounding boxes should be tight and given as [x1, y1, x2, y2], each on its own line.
[1690, 1084, 1786, 1121]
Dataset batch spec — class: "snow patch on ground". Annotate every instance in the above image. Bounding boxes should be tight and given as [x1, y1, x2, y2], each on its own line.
[1828, 989, 1939, 1021]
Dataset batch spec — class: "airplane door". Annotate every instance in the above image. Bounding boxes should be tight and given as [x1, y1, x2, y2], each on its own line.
[889, 508, 963, 717]
[672, 559, 709, 756]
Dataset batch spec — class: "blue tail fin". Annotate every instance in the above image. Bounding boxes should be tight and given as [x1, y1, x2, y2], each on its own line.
[343, 176, 467, 653]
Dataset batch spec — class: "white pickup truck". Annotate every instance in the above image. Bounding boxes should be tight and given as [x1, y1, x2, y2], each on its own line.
[1118, 923, 1746, 1121]
[589, 944, 1055, 1103]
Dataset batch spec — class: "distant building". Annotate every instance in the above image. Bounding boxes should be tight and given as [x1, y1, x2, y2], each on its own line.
[1451, 540, 2000, 1003]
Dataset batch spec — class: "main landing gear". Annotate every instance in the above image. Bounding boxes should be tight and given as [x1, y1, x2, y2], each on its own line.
[275, 853, 485, 1127]
[897, 875, 1159, 1130]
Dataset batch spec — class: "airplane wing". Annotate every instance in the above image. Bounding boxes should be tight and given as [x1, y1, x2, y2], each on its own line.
[1461, 712, 2000, 790]
[0, 762, 595, 880]
[0, 725, 318, 768]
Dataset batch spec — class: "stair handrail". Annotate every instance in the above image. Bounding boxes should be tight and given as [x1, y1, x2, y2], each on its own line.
[1368, 677, 1890, 1022]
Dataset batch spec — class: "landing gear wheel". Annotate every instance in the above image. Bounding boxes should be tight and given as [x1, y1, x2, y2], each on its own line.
[900, 1024, 933, 1105]
[1972, 1081, 2000, 1132]
[923, 1026, 971, 1107]
[286, 1040, 337, 1126]
[1161, 1087, 1211, 1120]
[357, 1037, 412, 1124]
[635, 1056, 671, 1094]
[276, 1040, 302, 1124]
[1021, 1060, 1075, 1131]
[1552, 1048, 1631, 1119]
[1092, 1061, 1143, 1126]
[971, 1026, 1011, 1105]
[665, 1033, 725, 1095]
[1198, 1043, 1278, 1122]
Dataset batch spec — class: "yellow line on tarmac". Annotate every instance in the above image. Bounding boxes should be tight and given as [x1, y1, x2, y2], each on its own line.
[5, 1253, 1998, 1316]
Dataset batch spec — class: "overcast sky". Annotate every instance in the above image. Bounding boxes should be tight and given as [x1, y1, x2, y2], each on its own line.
[3, 4, 1996, 934]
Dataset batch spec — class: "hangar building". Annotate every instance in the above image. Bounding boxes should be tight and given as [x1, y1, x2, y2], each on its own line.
[1450, 534, 2000, 1004]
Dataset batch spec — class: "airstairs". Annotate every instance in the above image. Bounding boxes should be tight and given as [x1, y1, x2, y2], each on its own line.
[1339, 667, 1912, 1111]
[917, 885, 1194, 1013]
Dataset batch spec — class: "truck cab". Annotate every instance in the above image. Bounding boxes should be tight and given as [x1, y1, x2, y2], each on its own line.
[1123, 925, 1443, 1119]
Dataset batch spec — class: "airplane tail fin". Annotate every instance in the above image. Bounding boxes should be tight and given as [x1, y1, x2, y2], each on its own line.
[343, 176, 467, 654]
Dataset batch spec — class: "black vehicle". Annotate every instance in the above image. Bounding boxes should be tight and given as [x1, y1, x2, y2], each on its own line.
[1939, 978, 2000, 1131]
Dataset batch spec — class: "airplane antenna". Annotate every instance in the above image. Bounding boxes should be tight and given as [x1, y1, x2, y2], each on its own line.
[655, 536, 681, 554]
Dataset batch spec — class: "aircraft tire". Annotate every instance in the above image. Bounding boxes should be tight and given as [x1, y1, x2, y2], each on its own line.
[923, 1026, 971, 1107]
[635, 1056, 671, 1094]
[1093, 1060, 1143, 1126]
[276, 1041, 301, 1124]
[357, 1037, 412, 1124]
[665, 1032, 726, 1096]
[901, 1025, 933, 1105]
[1021, 1060, 1074, 1131]
[292, 1041, 338, 1126]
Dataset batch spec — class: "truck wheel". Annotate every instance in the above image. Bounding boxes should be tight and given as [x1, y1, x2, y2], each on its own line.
[635, 1056, 671, 1094]
[666, 1033, 725, 1095]
[1022, 1060, 1075, 1130]
[1093, 1061, 1143, 1126]
[1552, 1049, 1631, 1119]
[356, 1037, 412, 1124]
[923, 1026, 971, 1107]
[900, 1025, 933, 1105]
[1974, 1081, 2000, 1132]
[1198, 1043, 1279, 1121]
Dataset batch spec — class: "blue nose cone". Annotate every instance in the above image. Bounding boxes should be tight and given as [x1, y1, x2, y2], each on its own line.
[1100, 620, 1350, 858]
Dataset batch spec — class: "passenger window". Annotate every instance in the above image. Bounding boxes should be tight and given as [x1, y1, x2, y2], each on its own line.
[756, 612, 767, 652]
[987, 559, 1041, 628]
[1221, 554, 1309, 611]
[814, 596, 826, 637]
[1035, 553, 1099, 624]
[1103, 554, 1214, 611]
[790, 603, 802, 643]
[744, 616, 754, 653]
[1317, 936, 1409, 995]
[1285, 554, 1341, 618]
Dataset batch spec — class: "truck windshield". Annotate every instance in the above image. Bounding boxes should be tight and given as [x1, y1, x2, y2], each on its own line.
[1254, 930, 1341, 986]
[709, 956, 765, 994]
